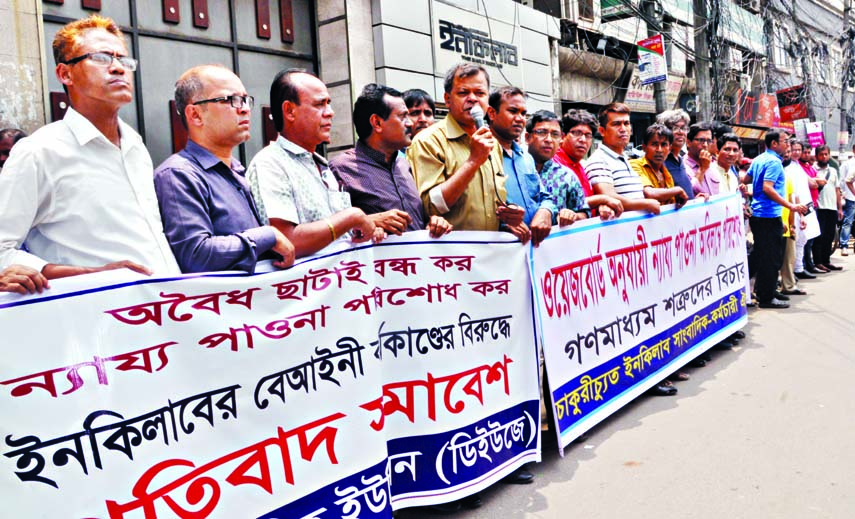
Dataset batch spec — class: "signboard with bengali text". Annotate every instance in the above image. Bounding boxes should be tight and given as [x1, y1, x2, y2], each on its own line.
[529, 195, 749, 451]
[0, 232, 540, 518]
[637, 34, 667, 85]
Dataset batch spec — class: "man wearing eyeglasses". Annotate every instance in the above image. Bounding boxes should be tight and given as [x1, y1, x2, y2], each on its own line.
[683, 122, 715, 186]
[655, 109, 695, 198]
[0, 15, 179, 287]
[153, 65, 295, 273]
[545, 109, 623, 220]
[526, 110, 590, 227]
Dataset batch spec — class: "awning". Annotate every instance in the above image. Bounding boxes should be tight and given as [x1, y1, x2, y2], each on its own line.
[732, 125, 766, 140]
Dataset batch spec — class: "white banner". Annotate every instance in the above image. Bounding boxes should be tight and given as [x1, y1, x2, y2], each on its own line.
[530, 194, 749, 451]
[0, 232, 540, 518]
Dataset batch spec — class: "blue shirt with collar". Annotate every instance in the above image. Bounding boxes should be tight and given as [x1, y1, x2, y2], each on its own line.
[749, 149, 786, 218]
[154, 140, 277, 273]
[502, 141, 556, 225]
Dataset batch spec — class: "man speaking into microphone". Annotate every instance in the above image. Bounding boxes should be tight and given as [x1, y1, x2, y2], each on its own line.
[408, 63, 524, 233]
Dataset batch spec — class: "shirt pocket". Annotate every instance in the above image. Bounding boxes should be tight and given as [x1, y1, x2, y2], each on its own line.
[524, 171, 542, 199]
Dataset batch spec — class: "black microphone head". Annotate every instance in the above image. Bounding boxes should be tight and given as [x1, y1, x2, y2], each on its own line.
[470, 105, 485, 129]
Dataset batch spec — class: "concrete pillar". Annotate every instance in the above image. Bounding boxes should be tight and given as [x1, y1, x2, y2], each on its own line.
[0, 0, 47, 133]
[316, 0, 376, 152]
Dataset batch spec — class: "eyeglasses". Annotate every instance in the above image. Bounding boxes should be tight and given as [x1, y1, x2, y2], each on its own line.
[671, 125, 688, 133]
[693, 137, 713, 144]
[531, 129, 562, 140]
[568, 129, 594, 140]
[62, 51, 138, 71]
[192, 94, 255, 110]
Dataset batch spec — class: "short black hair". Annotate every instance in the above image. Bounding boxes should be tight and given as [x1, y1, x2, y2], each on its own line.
[488, 86, 524, 112]
[353, 83, 402, 141]
[0, 128, 27, 143]
[561, 109, 598, 134]
[444, 63, 490, 94]
[815, 144, 831, 154]
[687, 122, 712, 142]
[642, 123, 673, 146]
[765, 129, 786, 148]
[526, 110, 559, 133]
[717, 133, 741, 150]
[597, 102, 631, 128]
[403, 89, 435, 112]
[270, 68, 310, 133]
[711, 121, 732, 140]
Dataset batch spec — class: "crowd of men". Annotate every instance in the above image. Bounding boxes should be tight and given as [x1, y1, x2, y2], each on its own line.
[0, 14, 853, 513]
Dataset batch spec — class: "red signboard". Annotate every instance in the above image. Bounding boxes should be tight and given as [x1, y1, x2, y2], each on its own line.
[735, 90, 778, 127]
[776, 84, 808, 123]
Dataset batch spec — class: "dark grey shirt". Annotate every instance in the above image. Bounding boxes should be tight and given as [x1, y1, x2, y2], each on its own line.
[154, 140, 276, 273]
[329, 140, 426, 231]
[665, 150, 694, 198]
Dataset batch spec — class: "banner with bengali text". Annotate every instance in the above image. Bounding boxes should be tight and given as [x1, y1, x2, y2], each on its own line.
[529, 194, 749, 452]
[0, 232, 540, 518]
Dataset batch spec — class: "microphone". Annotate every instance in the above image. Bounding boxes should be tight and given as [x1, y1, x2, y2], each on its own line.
[470, 105, 486, 130]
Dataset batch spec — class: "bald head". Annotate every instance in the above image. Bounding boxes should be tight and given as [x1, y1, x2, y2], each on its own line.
[175, 64, 233, 128]
[174, 65, 251, 158]
[269, 68, 334, 151]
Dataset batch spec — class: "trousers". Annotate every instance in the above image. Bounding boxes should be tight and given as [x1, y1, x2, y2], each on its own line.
[748, 216, 784, 303]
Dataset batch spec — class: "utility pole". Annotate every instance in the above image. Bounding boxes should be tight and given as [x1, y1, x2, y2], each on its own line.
[762, 0, 774, 94]
[840, 0, 851, 153]
[793, 0, 814, 120]
[693, 0, 712, 120]
[642, 0, 668, 113]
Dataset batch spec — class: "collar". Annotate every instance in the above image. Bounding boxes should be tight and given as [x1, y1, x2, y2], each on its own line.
[443, 114, 468, 140]
[766, 149, 782, 161]
[501, 140, 523, 158]
[276, 134, 329, 167]
[356, 139, 396, 169]
[64, 107, 138, 148]
[555, 147, 582, 167]
[636, 155, 665, 173]
[684, 153, 699, 167]
[599, 144, 628, 163]
[184, 139, 244, 174]
[541, 158, 554, 174]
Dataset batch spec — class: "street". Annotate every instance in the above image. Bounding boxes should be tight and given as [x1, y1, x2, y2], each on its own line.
[400, 251, 855, 519]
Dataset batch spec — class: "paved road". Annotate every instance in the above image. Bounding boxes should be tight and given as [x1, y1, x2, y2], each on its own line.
[399, 251, 855, 519]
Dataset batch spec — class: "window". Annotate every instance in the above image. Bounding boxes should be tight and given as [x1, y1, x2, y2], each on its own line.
[578, 0, 594, 20]
[772, 22, 792, 69]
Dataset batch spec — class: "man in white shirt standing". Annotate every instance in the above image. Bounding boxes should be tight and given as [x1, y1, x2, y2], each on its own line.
[838, 144, 855, 256]
[0, 15, 179, 282]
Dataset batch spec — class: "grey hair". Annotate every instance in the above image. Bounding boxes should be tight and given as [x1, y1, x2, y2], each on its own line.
[656, 109, 690, 129]
[443, 63, 490, 94]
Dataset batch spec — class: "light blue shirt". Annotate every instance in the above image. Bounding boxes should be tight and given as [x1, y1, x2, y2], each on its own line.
[749, 149, 785, 218]
[502, 142, 556, 225]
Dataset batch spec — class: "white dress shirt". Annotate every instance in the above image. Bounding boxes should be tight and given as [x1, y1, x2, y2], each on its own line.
[0, 108, 179, 274]
[840, 158, 855, 202]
